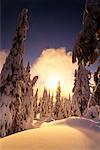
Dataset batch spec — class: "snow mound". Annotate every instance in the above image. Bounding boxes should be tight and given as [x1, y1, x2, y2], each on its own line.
[0, 117, 100, 150]
[47, 117, 100, 132]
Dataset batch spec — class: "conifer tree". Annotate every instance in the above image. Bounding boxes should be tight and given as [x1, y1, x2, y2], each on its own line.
[84, 66, 100, 120]
[33, 89, 38, 119]
[40, 88, 48, 118]
[72, 0, 100, 65]
[46, 91, 51, 116]
[47, 92, 54, 118]
[71, 64, 91, 116]
[50, 93, 54, 117]
[53, 81, 66, 120]
[0, 9, 38, 137]
[64, 97, 71, 118]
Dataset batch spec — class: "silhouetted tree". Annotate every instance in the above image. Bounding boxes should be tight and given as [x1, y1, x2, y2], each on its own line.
[72, 0, 100, 65]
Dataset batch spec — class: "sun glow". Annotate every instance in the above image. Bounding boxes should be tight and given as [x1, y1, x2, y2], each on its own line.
[46, 75, 61, 90]
[31, 48, 77, 98]
[46, 74, 68, 97]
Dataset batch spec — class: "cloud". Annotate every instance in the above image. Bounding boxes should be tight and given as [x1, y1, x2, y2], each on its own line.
[31, 48, 77, 98]
[0, 50, 8, 73]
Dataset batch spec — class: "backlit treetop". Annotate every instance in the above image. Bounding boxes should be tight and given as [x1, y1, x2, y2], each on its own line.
[72, 0, 100, 65]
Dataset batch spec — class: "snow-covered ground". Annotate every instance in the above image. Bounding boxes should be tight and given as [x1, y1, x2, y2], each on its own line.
[0, 117, 100, 150]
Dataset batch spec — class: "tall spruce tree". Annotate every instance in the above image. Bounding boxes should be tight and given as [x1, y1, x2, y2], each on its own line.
[33, 89, 38, 119]
[46, 91, 52, 116]
[71, 64, 91, 116]
[53, 81, 66, 120]
[39, 87, 48, 119]
[0, 9, 38, 137]
[72, 0, 100, 65]
[72, 0, 100, 120]
[63, 97, 71, 118]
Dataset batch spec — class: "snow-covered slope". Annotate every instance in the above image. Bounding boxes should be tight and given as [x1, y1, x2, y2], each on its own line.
[0, 117, 100, 150]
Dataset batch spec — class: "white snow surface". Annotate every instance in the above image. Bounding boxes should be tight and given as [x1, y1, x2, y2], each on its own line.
[0, 117, 100, 150]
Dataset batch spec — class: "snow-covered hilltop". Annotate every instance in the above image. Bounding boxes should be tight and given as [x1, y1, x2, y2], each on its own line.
[0, 117, 100, 150]
[0, 8, 38, 137]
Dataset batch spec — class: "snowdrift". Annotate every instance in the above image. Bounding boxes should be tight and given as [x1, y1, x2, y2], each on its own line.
[0, 117, 100, 150]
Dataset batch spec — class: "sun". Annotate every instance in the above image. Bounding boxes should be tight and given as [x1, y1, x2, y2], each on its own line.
[46, 75, 60, 90]
[46, 75, 71, 97]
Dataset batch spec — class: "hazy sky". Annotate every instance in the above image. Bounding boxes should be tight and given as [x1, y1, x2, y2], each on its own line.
[1, 0, 85, 64]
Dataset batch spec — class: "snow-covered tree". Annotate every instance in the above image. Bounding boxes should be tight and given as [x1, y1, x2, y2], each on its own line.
[33, 89, 38, 119]
[87, 66, 100, 108]
[63, 96, 71, 118]
[0, 9, 38, 137]
[72, 0, 100, 120]
[50, 93, 54, 117]
[94, 66, 100, 106]
[46, 91, 52, 116]
[43, 92, 55, 122]
[72, 0, 100, 65]
[39, 88, 48, 119]
[84, 66, 100, 121]
[53, 81, 66, 120]
[71, 64, 91, 116]
[47, 92, 54, 119]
